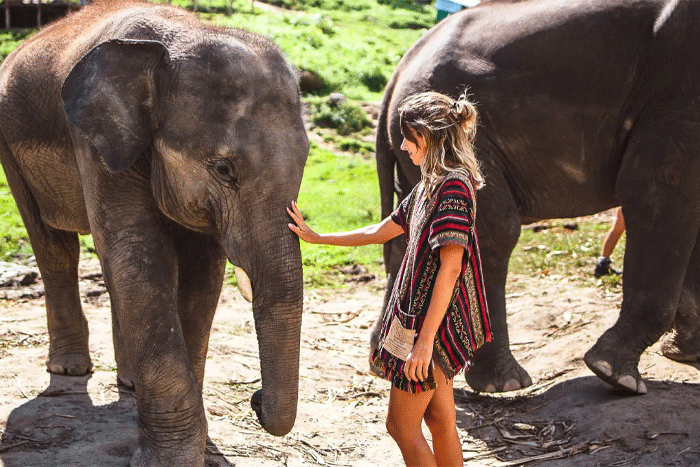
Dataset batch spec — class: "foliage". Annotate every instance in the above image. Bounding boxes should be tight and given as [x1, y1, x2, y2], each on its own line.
[206, 3, 430, 100]
[294, 142, 383, 287]
[0, 168, 32, 261]
[0, 30, 33, 62]
[306, 97, 373, 135]
[337, 137, 375, 154]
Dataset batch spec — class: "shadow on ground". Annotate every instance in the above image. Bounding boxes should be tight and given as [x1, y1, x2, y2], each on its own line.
[0, 374, 232, 467]
[456, 375, 700, 466]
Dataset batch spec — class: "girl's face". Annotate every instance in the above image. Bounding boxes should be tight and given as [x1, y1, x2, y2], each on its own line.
[400, 127, 427, 166]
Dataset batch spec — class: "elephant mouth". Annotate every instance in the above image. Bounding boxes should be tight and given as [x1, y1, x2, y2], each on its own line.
[233, 265, 253, 303]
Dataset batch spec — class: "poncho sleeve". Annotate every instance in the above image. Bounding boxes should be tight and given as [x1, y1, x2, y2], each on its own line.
[390, 187, 415, 235]
[428, 178, 475, 251]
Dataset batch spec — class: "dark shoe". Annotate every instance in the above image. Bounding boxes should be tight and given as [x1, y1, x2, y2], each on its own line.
[594, 256, 611, 277]
[594, 256, 622, 277]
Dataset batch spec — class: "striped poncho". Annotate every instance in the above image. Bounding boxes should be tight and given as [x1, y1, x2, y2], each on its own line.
[371, 173, 492, 393]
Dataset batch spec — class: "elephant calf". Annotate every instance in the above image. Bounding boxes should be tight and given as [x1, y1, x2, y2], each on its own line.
[0, 1, 308, 465]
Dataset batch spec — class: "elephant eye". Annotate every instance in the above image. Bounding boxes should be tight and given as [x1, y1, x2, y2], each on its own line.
[208, 159, 239, 188]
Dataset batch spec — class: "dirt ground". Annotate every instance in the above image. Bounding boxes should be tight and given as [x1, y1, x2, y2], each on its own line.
[1, 255, 699, 467]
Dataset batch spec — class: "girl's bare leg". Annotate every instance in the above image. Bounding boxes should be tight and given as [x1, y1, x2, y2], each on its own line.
[386, 384, 436, 467]
[424, 364, 463, 466]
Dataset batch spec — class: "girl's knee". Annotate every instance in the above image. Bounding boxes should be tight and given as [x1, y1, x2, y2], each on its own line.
[424, 411, 455, 435]
[385, 413, 404, 441]
[424, 400, 456, 435]
[386, 413, 421, 443]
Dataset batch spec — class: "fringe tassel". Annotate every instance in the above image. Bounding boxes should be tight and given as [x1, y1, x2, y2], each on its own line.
[371, 351, 437, 393]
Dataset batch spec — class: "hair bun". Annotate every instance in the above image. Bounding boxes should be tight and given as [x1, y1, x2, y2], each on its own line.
[451, 98, 476, 126]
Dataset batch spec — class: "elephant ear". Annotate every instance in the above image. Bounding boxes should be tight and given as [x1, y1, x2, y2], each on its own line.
[61, 39, 169, 173]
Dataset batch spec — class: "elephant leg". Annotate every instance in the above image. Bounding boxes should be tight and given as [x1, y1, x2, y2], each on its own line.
[95, 230, 206, 467]
[76, 158, 207, 467]
[661, 283, 700, 362]
[660, 230, 700, 362]
[109, 228, 224, 392]
[463, 170, 531, 392]
[0, 148, 91, 375]
[111, 296, 134, 388]
[584, 118, 700, 394]
[173, 226, 226, 389]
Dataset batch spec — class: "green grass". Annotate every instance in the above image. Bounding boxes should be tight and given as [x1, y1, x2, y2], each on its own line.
[295, 142, 383, 286]
[509, 219, 625, 290]
[0, 30, 33, 61]
[0, 168, 32, 261]
[204, 2, 431, 100]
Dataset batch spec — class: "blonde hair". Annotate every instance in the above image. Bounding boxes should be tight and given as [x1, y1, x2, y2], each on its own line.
[399, 91, 484, 197]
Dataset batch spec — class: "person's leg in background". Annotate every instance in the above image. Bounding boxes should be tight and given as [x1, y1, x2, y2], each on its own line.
[594, 206, 626, 277]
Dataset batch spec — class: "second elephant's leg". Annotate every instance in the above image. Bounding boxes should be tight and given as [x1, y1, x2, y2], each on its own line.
[463, 171, 530, 392]
[660, 231, 700, 362]
[585, 117, 700, 394]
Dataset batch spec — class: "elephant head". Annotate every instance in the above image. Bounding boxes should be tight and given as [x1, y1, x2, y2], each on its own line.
[61, 36, 309, 436]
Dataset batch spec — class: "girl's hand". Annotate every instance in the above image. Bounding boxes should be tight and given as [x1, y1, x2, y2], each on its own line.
[404, 334, 434, 382]
[287, 201, 320, 244]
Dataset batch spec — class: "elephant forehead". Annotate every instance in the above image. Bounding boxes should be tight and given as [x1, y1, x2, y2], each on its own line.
[175, 40, 296, 93]
[154, 139, 207, 172]
[170, 64, 297, 121]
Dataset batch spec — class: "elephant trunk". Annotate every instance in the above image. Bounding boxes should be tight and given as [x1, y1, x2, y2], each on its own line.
[230, 225, 303, 436]
[251, 297, 302, 435]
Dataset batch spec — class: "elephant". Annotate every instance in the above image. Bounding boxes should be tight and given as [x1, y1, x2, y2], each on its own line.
[373, 0, 700, 395]
[0, 1, 308, 465]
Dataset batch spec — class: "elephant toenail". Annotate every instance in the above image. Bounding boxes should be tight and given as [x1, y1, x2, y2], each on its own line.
[637, 380, 647, 394]
[595, 360, 613, 377]
[618, 375, 637, 393]
[502, 379, 520, 392]
[482, 383, 497, 393]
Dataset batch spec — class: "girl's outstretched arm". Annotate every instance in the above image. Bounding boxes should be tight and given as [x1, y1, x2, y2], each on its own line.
[287, 200, 403, 246]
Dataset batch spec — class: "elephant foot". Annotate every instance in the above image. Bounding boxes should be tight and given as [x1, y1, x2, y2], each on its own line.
[130, 444, 204, 467]
[464, 352, 532, 392]
[46, 353, 93, 376]
[117, 375, 135, 390]
[117, 366, 135, 389]
[584, 339, 646, 394]
[660, 330, 700, 362]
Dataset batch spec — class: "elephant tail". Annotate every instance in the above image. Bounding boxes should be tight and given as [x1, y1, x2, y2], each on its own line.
[376, 79, 398, 275]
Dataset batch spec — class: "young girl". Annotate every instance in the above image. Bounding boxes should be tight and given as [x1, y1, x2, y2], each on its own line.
[287, 91, 491, 467]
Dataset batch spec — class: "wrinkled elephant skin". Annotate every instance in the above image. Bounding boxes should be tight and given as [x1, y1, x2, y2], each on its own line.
[0, 2, 308, 465]
[374, 0, 700, 395]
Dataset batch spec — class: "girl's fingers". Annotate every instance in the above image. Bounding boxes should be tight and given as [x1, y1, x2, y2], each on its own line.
[404, 360, 415, 381]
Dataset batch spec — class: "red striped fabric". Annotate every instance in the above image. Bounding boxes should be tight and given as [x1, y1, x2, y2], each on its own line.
[371, 174, 492, 393]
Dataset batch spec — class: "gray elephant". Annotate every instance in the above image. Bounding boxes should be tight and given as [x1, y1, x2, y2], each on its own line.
[0, 1, 308, 465]
[374, 0, 700, 395]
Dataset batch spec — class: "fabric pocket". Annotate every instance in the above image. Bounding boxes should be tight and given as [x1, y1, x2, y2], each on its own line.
[382, 316, 416, 361]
